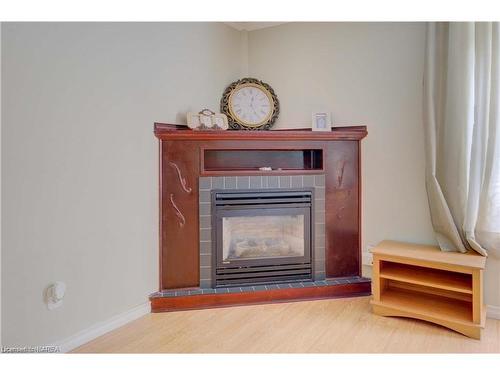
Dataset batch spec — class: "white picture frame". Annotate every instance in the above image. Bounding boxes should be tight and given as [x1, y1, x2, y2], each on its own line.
[186, 112, 201, 129]
[213, 114, 229, 130]
[186, 111, 229, 130]
[311, 112, 332, 131]
[199, 113, 213, 128]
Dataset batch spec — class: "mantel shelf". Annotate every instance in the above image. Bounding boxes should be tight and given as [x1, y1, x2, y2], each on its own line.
[154, 123, 368, 141]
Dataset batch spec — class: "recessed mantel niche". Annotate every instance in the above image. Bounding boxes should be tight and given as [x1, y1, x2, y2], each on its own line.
[150, 123, 370, 312]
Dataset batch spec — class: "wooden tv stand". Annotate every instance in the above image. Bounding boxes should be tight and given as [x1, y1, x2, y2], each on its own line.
[370, 240, 486, 339]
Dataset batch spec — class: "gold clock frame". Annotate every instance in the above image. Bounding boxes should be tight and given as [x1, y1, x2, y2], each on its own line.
[221, 78, 280, 130]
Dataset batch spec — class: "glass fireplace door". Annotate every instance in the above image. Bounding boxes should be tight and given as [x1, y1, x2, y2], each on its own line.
[215, 207, 311, 268]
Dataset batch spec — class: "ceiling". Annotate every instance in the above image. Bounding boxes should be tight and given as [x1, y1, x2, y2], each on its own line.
[224, 22, 287, 31]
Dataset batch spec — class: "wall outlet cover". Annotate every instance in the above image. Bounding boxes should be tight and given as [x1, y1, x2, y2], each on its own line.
[362, 251, 373, 266]
[45, 282, 66, 310]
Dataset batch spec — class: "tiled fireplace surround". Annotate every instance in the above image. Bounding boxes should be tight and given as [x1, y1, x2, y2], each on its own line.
[198, 174, 326, 288]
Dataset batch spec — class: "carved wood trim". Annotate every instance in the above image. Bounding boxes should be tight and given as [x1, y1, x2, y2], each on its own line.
[169, 161, 192, 193]
[169, 193, 186, 227]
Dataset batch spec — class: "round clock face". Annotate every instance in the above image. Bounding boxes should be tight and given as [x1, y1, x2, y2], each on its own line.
[228, 83, 274, 127]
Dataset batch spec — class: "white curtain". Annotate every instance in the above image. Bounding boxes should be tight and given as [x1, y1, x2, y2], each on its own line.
[423, 22, 500, 257]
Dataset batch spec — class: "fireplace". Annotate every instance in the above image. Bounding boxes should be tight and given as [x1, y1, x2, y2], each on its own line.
[151, 123, 370, 312]
[212, 189, 314, 287]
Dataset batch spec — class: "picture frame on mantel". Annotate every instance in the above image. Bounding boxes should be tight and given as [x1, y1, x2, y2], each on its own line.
[312, 112, 332, 131]
[187, 109, 229, 130]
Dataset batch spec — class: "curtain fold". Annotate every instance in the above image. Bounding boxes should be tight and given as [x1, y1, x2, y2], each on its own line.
[423, 22, 500, 257]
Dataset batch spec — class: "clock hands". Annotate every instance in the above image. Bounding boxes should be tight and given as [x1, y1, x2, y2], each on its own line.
[249, 95, 259, 116]
[231, 87, 271, 124]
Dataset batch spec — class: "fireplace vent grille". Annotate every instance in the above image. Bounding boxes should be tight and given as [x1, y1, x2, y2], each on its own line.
[213, 188, 314, 287]
[214, 190, 312, 208]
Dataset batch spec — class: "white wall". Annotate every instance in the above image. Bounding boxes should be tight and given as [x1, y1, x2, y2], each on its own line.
[0, 22, 3, 347]
[485, 258, 500, 314]
[1, 22, 241, 346]
[248, 22, 436, 253]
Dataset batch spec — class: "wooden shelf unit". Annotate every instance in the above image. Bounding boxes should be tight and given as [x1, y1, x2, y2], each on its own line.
[370, 240, 486, 339]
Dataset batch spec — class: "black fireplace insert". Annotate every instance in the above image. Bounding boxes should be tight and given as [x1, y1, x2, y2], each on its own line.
[211, 188, 314, 287]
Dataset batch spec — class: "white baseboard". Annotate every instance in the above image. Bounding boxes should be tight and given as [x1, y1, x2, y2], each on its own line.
[52, 302, 151, 353]
[487, 305, 500, 320]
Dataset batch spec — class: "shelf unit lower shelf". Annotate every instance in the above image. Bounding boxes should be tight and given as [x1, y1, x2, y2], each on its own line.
[379, 262, 473, 294]
[370, 240, 486, 340]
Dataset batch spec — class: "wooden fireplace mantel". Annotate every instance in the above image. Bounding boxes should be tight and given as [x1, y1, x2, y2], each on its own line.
[154, 123, 368, 293]
[154, 123, 368, 141]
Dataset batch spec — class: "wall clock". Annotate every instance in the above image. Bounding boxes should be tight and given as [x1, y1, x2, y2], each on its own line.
[220, 78, 279, 130]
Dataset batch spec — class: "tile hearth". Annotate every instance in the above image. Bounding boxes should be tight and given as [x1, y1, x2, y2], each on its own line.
[150, 276, 370, 298]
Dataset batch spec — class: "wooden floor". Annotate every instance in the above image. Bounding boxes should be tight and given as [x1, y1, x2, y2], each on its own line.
[73, 297, 500, 353]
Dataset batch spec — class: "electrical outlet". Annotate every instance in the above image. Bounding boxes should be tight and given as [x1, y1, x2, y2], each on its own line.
[362, 245, 375, 266]
[44, 282, 66, 310]
[362, 252, 373, 266]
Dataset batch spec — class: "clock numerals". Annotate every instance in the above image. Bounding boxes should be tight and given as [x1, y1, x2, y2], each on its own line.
[231, 86, 272, 126]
